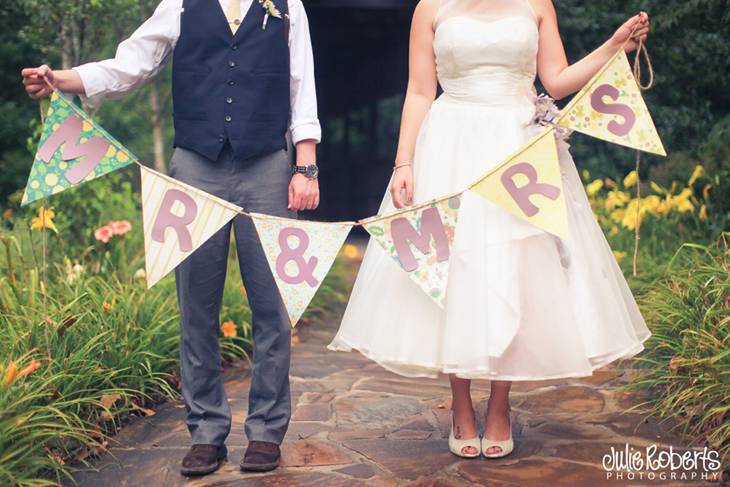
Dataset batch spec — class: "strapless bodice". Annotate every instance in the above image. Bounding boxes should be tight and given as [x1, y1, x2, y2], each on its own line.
[434, 15, 539, 105]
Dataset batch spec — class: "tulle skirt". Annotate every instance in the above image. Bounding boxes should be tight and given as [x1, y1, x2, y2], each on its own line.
[328, 93, 651, 380]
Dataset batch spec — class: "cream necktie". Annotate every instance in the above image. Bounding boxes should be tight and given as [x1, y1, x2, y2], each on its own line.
[225, 0, 242, 34]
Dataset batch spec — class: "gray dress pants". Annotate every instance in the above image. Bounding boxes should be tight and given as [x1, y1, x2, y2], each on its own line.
[169, 141, 295, 446]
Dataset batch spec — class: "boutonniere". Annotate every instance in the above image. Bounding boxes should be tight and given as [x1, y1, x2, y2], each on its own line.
[259, 0, 282, 30]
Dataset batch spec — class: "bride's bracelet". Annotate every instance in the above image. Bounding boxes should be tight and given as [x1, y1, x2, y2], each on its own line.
[393, 162, 412, 171]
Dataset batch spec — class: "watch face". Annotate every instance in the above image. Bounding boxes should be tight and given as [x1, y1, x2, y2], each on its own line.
[306, 165, 319, 179]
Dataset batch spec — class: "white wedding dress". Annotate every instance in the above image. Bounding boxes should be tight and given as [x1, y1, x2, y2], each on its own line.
[328, 0, 651, 380]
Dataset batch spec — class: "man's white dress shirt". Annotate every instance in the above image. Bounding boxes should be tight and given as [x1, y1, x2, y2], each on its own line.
[73, 0, 321, 145]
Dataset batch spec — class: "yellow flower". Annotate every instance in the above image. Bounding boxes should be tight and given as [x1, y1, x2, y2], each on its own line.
[342, 244, 361, 260]
[609, 226, 619, 236]
[586, 179, 604, 197]
[30, 207, 58, 234]
[17, 359, 40, 378]
[221, 320, 237, 338]
[673, 188, 695, 213]
[699, 205, 708, 221]
[613, 251, 627, 262]
[642, 195, 662, 214]
[650, 181, 666, 195]
[604, 190, 630, 211]
[688, 164, 705, 186]
[582, 169, 591, 181]
[4, 361, 17, 386]
[623, 170, 638, 188]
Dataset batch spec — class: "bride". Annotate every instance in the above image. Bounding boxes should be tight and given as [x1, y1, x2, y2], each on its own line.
[328, 0, 651, 458]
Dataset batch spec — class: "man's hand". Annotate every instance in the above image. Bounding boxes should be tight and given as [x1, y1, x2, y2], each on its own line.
[22, 65, 55, 99]
[288, 172, 319, 211]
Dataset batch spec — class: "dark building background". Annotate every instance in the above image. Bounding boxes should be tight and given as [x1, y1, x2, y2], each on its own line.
[306, 0, 418, 223]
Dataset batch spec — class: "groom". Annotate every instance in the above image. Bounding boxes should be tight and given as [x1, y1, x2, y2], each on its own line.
[22, 0, 321, 477]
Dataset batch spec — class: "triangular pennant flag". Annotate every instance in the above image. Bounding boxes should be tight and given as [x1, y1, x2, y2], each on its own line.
[252, 215, 353, 326]
[140, 166, 242, 288]
[22, 90, 137, 206]
[471, 129, 569, 240]
[362, 194, 462, 307]
[557, 49, 666, 156]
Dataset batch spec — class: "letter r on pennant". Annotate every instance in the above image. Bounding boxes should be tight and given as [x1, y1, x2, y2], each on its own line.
[501, 162, 561, 217]
[390, 207, 450, 272]
[151, 189, 198, 252]
[37, 115, 111, 184]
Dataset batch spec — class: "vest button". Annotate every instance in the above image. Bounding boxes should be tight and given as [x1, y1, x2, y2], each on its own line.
[231, 45, 239, 50]
[225, 115, 232, 122]
[218, 136, 224, 143]
[228, 60, 236, 68]
[228, 80, 235, 86]
[226, 97, 233, 104]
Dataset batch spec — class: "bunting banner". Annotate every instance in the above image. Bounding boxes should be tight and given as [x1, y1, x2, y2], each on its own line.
[22, 91, 136, 206]
[362, 194, 462, 307]
[556, 49, 666, 156]
[252, 215, 353, 326]
[471, 129, 569, 240]
[140, 166, 242, 288]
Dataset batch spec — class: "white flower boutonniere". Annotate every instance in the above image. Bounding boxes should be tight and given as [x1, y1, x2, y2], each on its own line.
[259, 0, 282, 30]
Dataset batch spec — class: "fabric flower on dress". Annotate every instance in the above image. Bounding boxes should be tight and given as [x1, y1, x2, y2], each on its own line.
[531, 94, 572, 141]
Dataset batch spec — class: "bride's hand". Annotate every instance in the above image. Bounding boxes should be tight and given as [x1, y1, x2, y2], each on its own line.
[390, 165, 414, 209]
[611, 12, 650, 53]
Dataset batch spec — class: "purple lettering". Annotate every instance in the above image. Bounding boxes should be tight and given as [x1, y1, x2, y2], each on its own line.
[501, 162, 561, 217]
[276, 227, 319, 287]
[37, 115, 111, 184]
[590, 83, 636, 137]
[151, 189, 198, 252]
[390, 207, 450, 272]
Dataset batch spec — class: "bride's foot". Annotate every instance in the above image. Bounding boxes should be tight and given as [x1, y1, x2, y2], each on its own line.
[449, 407, 480, 457]
[483, 394, 513, 458]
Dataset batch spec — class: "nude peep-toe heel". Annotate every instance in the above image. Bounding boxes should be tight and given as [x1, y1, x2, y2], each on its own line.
[448, 411, 481, 458]
[481, 411, 514, 459]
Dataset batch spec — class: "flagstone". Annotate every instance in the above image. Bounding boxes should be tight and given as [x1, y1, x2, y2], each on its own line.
[387, 429, 433, 440]
[280, 439, 352, 467]
[518, 385, 606, 413]
[292, 403, 332, 422]
[334, 393, 422, 429]
[333, 462, 376, 479]
[342, 439, 460, 481]
[354, 377, 453, 398]
[457, 458, 611, 487]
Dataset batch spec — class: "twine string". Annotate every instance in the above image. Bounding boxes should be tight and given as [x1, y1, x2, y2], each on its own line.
[630, 26, 654, 276]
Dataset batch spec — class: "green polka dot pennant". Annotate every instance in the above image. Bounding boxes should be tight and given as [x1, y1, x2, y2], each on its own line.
[22, 90, 138, 206]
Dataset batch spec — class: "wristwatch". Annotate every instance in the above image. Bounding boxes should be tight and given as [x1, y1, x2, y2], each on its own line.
[294, 164, 319, 180]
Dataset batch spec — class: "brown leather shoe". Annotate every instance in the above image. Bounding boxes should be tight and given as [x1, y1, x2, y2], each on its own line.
[180, 444, 227, 476]
[240, 441, 281, 472]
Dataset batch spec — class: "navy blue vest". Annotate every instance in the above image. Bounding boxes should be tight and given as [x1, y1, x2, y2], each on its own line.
[172, 0, 290, 162]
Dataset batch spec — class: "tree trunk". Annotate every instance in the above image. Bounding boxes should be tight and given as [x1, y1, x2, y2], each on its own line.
[149, 80, 167, 172]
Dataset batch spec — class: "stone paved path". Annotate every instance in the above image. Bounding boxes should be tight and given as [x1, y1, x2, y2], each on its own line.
[72, 274, 716, 486]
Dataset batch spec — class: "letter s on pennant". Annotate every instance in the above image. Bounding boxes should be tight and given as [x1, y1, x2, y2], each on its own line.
[151, 189, 198, 252]
[590, 84, 637, 137]
[390, 207, 450, 273]
[37, 114, 111, 184]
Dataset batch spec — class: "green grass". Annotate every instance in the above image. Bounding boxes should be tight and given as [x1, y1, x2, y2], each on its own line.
[629, 234, 729, 462]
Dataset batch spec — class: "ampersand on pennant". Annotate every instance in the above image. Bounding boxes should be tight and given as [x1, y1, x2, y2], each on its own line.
[275, 227, 319, 287]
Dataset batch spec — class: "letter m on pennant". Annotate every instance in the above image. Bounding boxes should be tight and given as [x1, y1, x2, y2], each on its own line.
[37, 115, 111, 185]
[390, 207, 451, 272]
